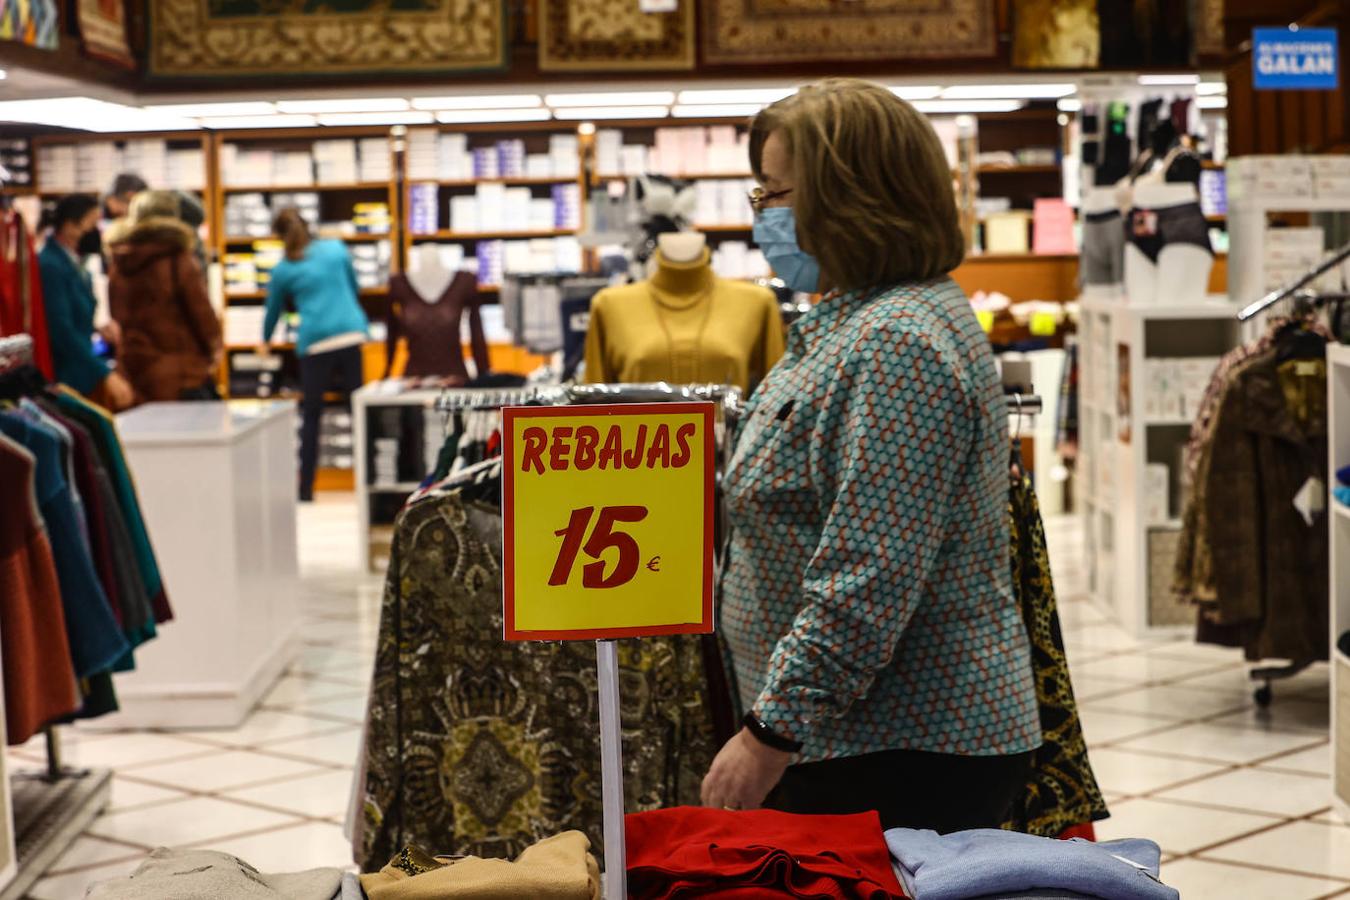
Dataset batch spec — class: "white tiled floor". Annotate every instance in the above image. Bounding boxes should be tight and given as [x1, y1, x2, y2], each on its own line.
[13, 499, 1350, 897]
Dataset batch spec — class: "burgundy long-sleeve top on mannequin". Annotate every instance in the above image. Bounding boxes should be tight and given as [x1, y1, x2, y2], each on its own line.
[385, 271, 490, 381]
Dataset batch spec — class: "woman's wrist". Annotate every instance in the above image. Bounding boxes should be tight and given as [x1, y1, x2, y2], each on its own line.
[742, 712, 803, 754]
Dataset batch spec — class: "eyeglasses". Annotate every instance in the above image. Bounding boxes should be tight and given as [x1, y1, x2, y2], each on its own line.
[748, 186, 793, 214]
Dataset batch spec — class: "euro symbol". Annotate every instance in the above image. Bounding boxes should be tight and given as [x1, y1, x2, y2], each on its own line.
[646, 556, 661, 572]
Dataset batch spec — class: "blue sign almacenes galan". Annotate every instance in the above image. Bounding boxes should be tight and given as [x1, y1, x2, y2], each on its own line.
[1253, 26, 1339, 91]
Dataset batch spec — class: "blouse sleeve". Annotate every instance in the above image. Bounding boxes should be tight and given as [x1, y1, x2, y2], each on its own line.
[750, 323, 972, 745]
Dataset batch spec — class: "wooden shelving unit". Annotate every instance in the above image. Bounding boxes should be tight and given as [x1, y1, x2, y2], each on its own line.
[219, 181, 389, 192]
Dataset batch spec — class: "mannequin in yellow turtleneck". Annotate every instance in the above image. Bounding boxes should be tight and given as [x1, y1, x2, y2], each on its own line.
[583, 240, 784, 392]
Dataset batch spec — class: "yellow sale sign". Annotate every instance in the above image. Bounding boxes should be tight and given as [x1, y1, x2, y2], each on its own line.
[501, 403, 715, 641]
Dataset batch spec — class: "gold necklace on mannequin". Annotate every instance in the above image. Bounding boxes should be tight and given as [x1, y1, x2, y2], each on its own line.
[648, 283, 714, 382]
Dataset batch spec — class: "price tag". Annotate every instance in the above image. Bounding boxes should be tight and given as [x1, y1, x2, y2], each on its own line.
[976, 310, 995, 333]
[502, 402, 715, 641]
[1030, 310, 1058, 336]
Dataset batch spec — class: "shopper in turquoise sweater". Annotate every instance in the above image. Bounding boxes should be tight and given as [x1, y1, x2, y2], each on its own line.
[38, 195, 134, 410]
[261, 208, 370, 501]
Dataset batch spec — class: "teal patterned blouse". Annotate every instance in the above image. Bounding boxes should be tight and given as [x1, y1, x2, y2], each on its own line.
[721, 277, 1042, 763]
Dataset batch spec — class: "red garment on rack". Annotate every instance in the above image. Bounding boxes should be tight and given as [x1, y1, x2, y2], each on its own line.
[0, 212, 55, 379]
[625, 806, 905, 899]
[0, 436, 81, 744]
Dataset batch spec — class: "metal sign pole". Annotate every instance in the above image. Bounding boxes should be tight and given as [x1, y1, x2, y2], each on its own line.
[595, 639, 627, 900]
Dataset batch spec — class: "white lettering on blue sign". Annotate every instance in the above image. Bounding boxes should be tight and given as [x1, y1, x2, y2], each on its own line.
[1253, 27, 1339, 90]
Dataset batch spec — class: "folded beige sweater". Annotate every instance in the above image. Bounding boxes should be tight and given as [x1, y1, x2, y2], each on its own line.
[361, 831, 601, 900]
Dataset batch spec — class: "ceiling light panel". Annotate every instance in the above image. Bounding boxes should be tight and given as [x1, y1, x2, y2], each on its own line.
[671, 104, 764, 118]
[546, 91, 675, 108]
[412, 94, 542, 110]
[1057, 98, 1083, 112]
[1196, 96, 1228, 109]
[201, 114, 318, 129]
[912, 99, 1027, 114]
[552, 106, 670, 120]
[146, 101, 276, 117]
[1196, 82, 1228, 96]
[434, 108, 553, 124]
[316, 111, 434, 126]
[889, 85, 943, 100]
[276, 98, 409, 113]
[1138, 74, 1201, 85]
[0, 98, 199, 132]
[940, 83, 1074, 99]
[676, 88, 795, 104]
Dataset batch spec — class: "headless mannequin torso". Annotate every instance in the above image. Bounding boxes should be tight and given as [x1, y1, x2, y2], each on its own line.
[386, 245, 488, 380]
[583, 232, 784, 391]
[406, 244, 457, 304]
[1123, 183, 1213, 306]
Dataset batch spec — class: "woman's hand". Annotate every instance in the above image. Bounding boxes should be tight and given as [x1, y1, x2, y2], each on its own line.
[102, 372, 134, 411]
[701, 727, 792, 811]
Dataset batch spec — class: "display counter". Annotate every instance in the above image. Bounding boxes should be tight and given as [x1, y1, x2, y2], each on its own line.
[90, 400, 301, 729]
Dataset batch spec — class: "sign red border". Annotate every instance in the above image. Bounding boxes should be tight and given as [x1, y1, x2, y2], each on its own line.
[501, 402, 717, 641]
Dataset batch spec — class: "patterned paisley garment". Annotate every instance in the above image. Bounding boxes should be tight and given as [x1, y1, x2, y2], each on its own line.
[1003, 473, 1109, 836]
[359, 491, 715, 871]
[721, 278, 1041, 762]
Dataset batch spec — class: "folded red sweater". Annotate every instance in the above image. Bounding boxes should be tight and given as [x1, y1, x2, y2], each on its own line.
[625, 807, 906, 899]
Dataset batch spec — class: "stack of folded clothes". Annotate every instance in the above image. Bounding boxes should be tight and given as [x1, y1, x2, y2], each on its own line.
[86, 849, 358, 899]
[626, 807, 905, 898]
[884, 828, 1178, 900]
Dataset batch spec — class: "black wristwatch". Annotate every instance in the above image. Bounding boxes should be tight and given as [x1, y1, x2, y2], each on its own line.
[742, 712, 803, 753]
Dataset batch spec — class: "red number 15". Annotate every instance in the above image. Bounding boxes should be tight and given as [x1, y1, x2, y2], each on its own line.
[548, 505, 649, 589]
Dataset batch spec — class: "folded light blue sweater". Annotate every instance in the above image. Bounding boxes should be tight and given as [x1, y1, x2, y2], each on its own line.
[884, 828, 1178, 900]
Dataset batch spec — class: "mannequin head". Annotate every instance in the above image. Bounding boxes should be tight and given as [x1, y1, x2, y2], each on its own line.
[657, 232, 707, 263]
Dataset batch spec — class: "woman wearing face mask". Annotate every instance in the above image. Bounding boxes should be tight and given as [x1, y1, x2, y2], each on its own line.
[38, 195, 134, 411]
[702, 79, 1041, 831]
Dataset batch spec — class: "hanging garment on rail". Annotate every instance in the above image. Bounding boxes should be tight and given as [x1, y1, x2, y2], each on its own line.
[0, 434, 81, 744]
[357, 485, 716, 872]
[0, 211, 54, 379]
[1176, 325, 1329, 661]
[1002, 473, 1108, 838]
[0, 357, 172, 742]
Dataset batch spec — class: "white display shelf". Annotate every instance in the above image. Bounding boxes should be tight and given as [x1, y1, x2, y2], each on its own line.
[1077, 290, 1243, 637]
[1229, 196, 1350, 213]
[1327, 343, 1350, 820]
[353, 382, 445, 572]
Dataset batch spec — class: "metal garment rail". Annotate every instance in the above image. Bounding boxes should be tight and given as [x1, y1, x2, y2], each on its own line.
[1238, 238, 1350, 321]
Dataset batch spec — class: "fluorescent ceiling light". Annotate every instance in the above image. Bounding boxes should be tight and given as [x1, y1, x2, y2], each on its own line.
[1057, 98, 1083, 112]
[412, 94, 541, 110]
[1196, 81, 1228, 96]
[316, 111, 434, 126]
[0, 71, 7, 81]
[672, 104, 764, 118]
[889, 85, 943, 100]
[276, 98, 408, 113]
[676, 88, 795, 104]
[1138, 74, 1200, 85]
[546, 91, 675, 108]
[146, 101, 276, 117]
[941, 83, 1074, 99]
[0, 98, 199, 132]
[553, 106, 670, 120]
[912, 99, 1027, 114]
[202, 114, 318, 129]
[1196, 96, 1228, 109]
[435, 108, 552, 124]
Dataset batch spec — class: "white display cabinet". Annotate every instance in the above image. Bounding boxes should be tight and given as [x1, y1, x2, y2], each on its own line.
[352, 382, 446, 571]
[1078, 287, 1243, 637]
[1327, 343, 1350, 821]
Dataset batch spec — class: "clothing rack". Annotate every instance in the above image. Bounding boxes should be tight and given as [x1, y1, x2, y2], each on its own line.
[0, 332, 113, 900]
[1238, 238, 1350, 321]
